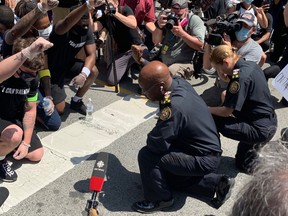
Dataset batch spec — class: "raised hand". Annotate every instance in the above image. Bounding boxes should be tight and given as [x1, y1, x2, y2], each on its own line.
[38, 0, 59, 13]
[21, 37, 53, 59]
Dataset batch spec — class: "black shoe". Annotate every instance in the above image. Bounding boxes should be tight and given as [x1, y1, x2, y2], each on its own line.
[211, 175, 235, 209]
[0, 159, 17, 182]
[70, 98, 87, 115]
[132, 198, 174, 214]
[280, 97, 288, 107]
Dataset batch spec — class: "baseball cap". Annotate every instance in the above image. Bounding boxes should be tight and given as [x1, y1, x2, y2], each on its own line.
[171, 0, 188, 8]
[237, 12, 257, 27]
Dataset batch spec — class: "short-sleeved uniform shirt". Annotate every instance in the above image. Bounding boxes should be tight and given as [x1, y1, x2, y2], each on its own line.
[47, 26, 95, 87]
[160, 12, 206, 66]
[98, 5, 142, 53]
[147, 77, 221, 155]
[0, 76, 38, 120]
[119, 0, 155, 25]
[223, 58, 275, 121]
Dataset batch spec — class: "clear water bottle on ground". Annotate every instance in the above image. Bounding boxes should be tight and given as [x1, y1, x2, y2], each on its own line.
[43, 97, 52, 116]
[86, 98, 94, 122]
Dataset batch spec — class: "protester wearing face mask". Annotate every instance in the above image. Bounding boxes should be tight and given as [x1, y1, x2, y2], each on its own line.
[1, 0, 62, 131]
[2, 0, 62, 131]
[43, 3, 99, 116]
[204, 12, 263, 73]
[227, 0, 268, 28]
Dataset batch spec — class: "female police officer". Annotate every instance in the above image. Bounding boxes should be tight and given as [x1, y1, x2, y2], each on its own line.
[209, 45, 277, 174]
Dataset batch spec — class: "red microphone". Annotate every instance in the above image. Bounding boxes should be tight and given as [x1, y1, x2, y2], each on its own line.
[86, 152, 109, 216]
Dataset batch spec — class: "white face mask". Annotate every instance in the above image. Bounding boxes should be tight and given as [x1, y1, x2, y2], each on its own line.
[38, 25, 53, 39]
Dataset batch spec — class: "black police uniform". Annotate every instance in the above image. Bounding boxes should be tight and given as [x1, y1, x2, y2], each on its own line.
[213, 58, 277, 172]
[138, 77, 224, 202]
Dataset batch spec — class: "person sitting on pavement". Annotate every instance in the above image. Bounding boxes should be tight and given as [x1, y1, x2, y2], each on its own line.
[231, 141, 288, 216]
[90, 0, 147, 86]
[132, 60, 235, 214]
[43, 2, 99, 115]
[3, 0, 61, 131]
[0, 37, 53, 182]
[208, 45, 277, 174]
[251, 0, 273, 52]
[132, 0, 206, 80]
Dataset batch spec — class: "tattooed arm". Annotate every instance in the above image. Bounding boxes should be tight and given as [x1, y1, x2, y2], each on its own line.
[0, 37, 53, 83]
[13, 101, 37, 160]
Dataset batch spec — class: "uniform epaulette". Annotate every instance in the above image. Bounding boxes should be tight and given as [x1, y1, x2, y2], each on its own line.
[161, 91, 171, 105]
[232, 69, 240, 79]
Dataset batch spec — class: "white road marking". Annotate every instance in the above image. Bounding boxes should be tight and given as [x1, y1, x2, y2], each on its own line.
[0, 94, 157, 213]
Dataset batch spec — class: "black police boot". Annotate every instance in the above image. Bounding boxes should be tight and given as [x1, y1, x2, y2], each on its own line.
[211, 175, 235, 209]
[132, 198, 174, 214]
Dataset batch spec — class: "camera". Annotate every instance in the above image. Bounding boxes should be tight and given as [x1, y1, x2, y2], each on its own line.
[206, 13, 241, 46]
[106, 3, 116, 14]
[165, 12, 179, 30]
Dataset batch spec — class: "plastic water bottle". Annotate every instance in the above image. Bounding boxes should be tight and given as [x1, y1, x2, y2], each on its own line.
[43, 97, 52, 116]
[86, 98, 94, 122]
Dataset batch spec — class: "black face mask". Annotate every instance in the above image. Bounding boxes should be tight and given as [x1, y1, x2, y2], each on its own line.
[73, 25, 89, 36]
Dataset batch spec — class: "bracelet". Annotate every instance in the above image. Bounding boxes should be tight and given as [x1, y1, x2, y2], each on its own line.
[82, 67, 91, 77]
[21, 141, 31, 148]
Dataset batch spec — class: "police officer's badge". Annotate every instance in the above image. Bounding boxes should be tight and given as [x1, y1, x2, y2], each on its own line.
[229, 81, 240, 94]
[160, 107, 172, 121]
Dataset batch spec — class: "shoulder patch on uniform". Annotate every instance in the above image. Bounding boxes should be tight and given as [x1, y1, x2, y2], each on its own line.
[161, 91, 171, 105]
[160, 107, 172, 121]
[229, 81, 240, 94]
[232, 69, 239, 79]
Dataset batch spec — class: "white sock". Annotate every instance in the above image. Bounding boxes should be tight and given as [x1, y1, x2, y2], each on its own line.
[73, 96, 82, 102]
[0, 156, 5, 161]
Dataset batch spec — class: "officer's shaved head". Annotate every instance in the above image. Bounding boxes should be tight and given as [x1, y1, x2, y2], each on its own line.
[139, 61, 172, 101]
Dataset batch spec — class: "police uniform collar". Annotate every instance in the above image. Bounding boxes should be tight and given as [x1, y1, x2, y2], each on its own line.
[167, 76, 179, 92]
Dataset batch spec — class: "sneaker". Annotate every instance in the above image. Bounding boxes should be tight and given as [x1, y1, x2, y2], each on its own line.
[0, 187, 9, 207]
[211, 175, 235, 209]
[0, 159, 17, 182]
[70, 98, 87, 115]
[132, 198, 174, 214]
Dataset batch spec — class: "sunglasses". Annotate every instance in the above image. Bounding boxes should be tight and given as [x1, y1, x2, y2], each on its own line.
[171, 4, 186, 10]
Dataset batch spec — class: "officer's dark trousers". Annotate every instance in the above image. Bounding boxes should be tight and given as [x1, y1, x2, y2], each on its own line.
[213, 114, 277, 172]
[138, 146, 222, 202]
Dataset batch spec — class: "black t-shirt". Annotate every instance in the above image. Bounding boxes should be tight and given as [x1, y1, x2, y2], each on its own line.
[0, 76, 38, 120]
[224, 58, 275, 121]
[98, 5, 142, 53]
[147, 77, 221, 155]
[47, 26, 95, 86]
[204, 0, 227, 20]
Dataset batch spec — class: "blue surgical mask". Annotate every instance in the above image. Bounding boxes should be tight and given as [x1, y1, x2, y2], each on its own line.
[243, 0, 253, 4]
[235, 27, 250, 41]
[38, 25, 52, 39]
